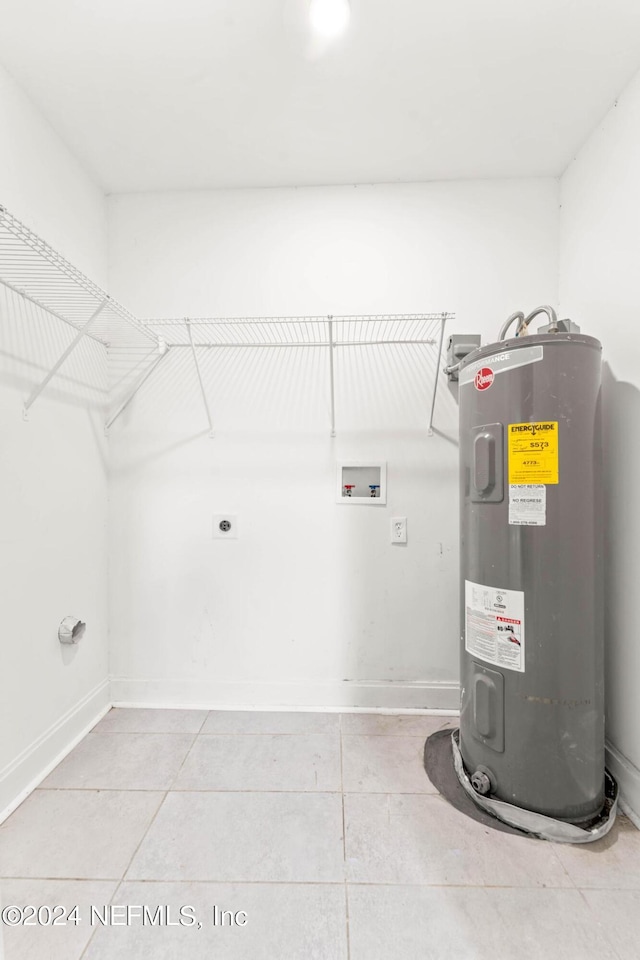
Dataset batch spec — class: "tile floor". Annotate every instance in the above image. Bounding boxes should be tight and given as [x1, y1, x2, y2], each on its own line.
[1, 708, 639, 959]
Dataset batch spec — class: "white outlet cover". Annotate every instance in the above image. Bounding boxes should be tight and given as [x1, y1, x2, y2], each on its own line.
[213, 514, 238, 539]
[391, 517, 407, 543]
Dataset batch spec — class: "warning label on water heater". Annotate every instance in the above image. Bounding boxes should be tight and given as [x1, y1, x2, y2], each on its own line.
[508, 421, 559, 485]
[509, 484, 546, 525]
[465, 580, 525, 673]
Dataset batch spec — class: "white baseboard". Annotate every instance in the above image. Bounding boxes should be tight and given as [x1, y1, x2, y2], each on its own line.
[110, 677, 460, 712]
[606, 740, 640, 829]
[0, 679, 111, 825]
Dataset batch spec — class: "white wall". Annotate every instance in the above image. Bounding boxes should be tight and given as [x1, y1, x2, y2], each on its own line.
[560, 67, 640, 821]
[0, 63, 106, 283]
[0, 63, 109, 818]
[107, 179, 559, 710]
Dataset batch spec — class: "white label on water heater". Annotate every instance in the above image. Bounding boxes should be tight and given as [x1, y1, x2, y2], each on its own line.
[508, 484, 546, 525]
[465, 580, 525, 673]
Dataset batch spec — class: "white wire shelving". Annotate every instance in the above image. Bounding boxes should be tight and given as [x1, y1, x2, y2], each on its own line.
[0, 205, 453, 435]
[0, 204, 156, 418]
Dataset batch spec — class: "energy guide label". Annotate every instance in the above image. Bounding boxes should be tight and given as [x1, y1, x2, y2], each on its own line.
[508, 421, 558, 485]
[465, 580, 525, 673]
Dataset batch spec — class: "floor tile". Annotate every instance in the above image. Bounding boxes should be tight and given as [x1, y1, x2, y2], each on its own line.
[0, 879, 118, 960]
[201, 710, 340, 735]
[83, 881, 348, 960]
[6, 705, 634, 959]
[552, 813, 640, 888]
[581, 889, 640, 957]
[344, 793, 572, 886]
[127, 791, 344, 883]
[95, 708, 208, 734]
[0, 790, 163, 879]
[340, 713, 457, 737]
[173, 734, 341, 792]
[41, 733, 194, 790]
[347, 885, 618, 960]
[342, 735, 436, 793]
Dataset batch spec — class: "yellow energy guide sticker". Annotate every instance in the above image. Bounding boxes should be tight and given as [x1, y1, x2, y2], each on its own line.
[508, 421, 559, 485]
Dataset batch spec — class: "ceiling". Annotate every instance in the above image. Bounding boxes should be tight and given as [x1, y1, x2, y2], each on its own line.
[1, 0, 640, 193]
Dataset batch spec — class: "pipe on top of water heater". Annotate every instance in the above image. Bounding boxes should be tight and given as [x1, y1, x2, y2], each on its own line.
[443, 305, 560, 378]
[498, 305, 558, 340]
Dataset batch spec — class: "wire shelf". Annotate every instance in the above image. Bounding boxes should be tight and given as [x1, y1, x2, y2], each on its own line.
[0, 204, 453, 434]
[0, 205, 155, 347]
[140, 314, 448, 348]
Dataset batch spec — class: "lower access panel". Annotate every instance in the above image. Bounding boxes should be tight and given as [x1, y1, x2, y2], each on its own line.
[469, 662, 504, 753]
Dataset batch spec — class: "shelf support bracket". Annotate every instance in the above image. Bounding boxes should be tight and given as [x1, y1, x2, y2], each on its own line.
[427, 313, 448, 436]
[328, 316, 336, 438]
[104, 345, 170, 433]
[23, 298, 109, 418]
[186, 319, 214, 438]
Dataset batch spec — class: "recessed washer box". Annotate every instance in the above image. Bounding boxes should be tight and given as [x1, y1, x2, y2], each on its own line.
[337, 462, 387, 504]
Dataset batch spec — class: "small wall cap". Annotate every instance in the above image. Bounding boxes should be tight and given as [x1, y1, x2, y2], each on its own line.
[58, 617, 86, 645]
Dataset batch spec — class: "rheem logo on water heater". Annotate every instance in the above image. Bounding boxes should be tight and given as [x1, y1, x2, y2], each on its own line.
[474, 367, 494, 391]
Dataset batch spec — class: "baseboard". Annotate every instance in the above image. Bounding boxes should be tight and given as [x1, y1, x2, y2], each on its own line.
[0, 679, 111, 825]
[110, 677, 460, 712]
[606, 740, 640, 829]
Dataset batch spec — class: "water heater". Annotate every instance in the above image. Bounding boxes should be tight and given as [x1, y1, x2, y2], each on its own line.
[457, 315, 605, 824]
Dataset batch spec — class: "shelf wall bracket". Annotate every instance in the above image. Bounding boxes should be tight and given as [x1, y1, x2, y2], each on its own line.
[186, 319, 215, 438]
[328, 316, 336, 438]
[104, 345, 170, 433]
[23, 298, 109, 419]
[427, 312, 448, 436]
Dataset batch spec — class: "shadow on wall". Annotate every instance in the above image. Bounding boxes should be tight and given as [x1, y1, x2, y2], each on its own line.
[335, 361, 460, 700]
[601, 363, 640, 770]
[111, 336, 459, 442]
[0, 286, 108, 409]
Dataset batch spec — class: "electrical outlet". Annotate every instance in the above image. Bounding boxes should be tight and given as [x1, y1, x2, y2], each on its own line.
[213, 514, 238, 539]
[391, 517, 407, 544]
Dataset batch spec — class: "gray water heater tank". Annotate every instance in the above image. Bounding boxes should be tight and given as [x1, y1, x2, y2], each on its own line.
[458, 331, 604, 823]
